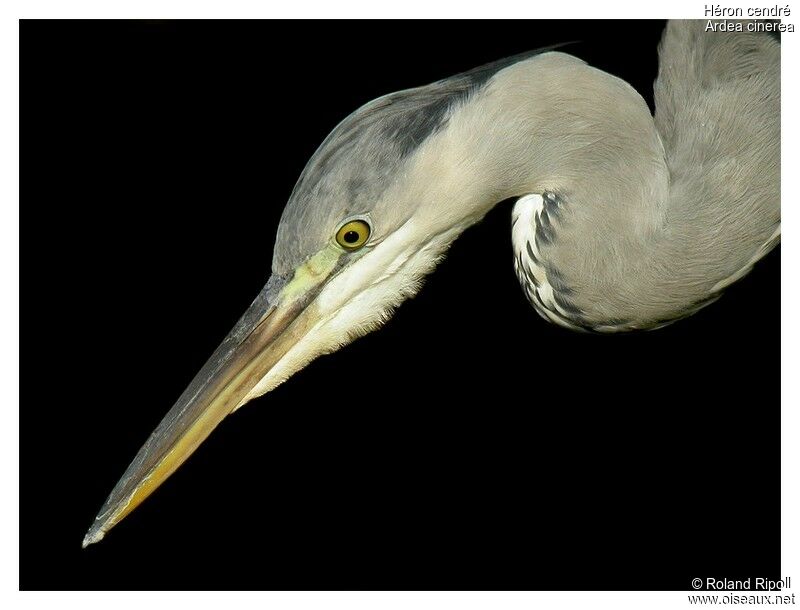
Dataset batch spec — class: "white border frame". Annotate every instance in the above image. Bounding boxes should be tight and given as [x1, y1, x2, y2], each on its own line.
[4, 1, 796, 608]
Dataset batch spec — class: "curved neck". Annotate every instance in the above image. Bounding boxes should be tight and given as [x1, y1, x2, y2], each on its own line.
[400, 53, 693, 325]
[407, 53, 670, 243]
[391, 48, 777, 326]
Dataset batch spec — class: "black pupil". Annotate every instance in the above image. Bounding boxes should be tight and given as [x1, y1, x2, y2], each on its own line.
[343, 230, 360, 244]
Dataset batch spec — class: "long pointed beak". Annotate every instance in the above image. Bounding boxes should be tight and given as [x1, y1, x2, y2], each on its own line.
[83, 251, 340, 547]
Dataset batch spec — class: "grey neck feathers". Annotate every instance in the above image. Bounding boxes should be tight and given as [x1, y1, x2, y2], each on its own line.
[407, 43, 779, 326]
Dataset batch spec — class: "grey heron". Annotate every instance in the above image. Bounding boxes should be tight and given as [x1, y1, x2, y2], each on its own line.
[83, 20, 780, 547]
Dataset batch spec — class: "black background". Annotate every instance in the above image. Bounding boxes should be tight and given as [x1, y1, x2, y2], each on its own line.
[22, 20, 780, 590]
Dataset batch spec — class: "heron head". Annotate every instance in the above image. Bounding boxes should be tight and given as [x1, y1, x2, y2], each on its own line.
[84, 72, 494, 546]
[258, 82, 489, 393]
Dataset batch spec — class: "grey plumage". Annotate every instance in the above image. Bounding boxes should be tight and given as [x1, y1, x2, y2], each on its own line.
[506, 21, 780, 329]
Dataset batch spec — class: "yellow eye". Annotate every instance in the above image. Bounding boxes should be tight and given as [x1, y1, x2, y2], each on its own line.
[335, 219, 371, 250]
